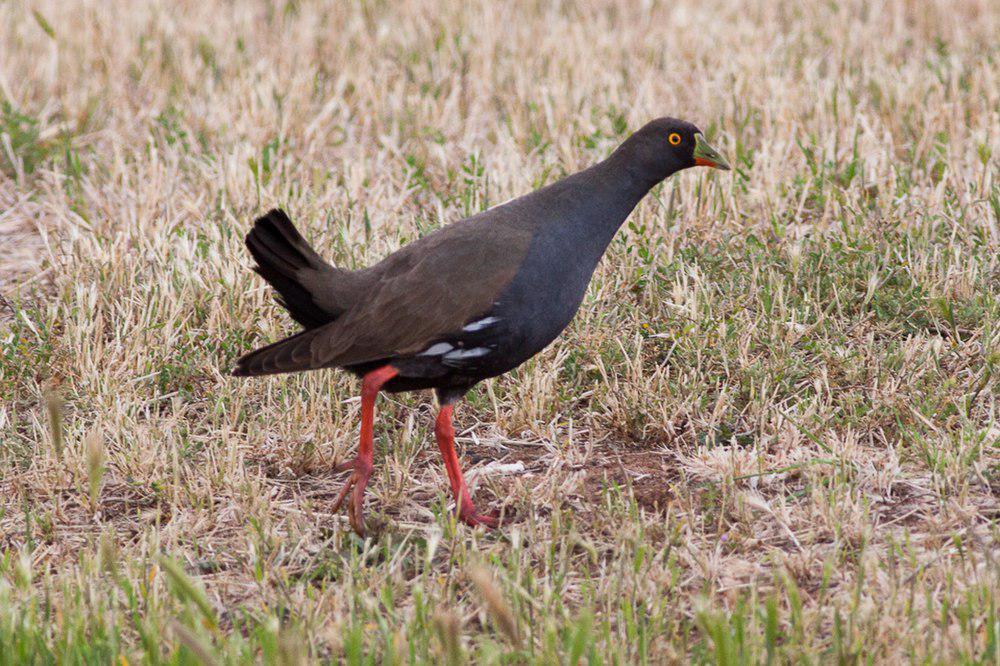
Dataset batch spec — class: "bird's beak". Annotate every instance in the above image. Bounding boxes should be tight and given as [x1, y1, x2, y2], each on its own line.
[693, 133, 731, 170]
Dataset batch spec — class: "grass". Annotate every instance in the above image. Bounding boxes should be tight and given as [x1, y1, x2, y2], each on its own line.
[1, 0, 998, 663]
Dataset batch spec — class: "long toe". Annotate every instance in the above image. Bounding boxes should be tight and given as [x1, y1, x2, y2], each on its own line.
[349, 477, 369, 536]
[348, 499, 365, 536]
[334, 459, 356, 473]
[331, 473, 355, 514]
[459, 507, 502, 528]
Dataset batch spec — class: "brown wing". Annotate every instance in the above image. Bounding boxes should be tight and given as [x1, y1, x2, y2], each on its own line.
[233, 214, 533, 376]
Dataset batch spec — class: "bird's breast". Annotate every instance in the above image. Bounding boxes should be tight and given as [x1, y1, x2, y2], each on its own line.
[483, 232, 605, 369]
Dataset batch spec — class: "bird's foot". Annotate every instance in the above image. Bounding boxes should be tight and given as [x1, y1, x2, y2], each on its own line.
[458, 500, 503, 528]
[332, 457, 373, 536]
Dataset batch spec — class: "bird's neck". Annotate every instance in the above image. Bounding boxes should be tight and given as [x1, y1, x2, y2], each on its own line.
[589, 148, 663, 211]
[552, 151, 658, 260]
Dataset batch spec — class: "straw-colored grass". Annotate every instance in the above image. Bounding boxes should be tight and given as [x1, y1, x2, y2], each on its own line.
[1, 0, 998, 662]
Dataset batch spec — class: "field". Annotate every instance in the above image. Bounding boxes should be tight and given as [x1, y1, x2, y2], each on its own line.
[1, 0, 998, 662]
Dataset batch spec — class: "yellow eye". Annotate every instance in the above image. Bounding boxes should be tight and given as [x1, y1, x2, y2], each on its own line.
[668, 132, 682, 146]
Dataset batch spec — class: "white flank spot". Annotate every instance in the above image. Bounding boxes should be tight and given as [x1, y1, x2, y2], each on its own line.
[443, 347, 490, 361]
[462, 316, 501, 332]
[419, 342, 453, 356]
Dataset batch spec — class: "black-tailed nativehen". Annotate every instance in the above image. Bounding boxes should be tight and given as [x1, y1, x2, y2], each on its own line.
[232, 117, 729, 534]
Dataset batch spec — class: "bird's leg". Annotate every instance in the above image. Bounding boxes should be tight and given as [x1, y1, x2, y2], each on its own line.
[332, 364, 398, 535]
[434, 404, 499, 528]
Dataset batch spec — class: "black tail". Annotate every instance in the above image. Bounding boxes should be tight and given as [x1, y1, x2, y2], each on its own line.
[245, 209, 339, 329]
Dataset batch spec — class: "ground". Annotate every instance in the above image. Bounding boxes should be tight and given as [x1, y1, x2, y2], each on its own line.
[0, 0, 997, 663]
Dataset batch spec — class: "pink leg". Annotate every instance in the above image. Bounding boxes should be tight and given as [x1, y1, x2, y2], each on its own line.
[332, 365, 398, 535]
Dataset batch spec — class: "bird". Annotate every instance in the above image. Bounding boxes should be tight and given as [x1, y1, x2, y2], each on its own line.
[232, 117, 730, 535]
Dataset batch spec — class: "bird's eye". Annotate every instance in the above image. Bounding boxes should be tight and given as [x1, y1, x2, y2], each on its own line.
[668, 132, 682, 146]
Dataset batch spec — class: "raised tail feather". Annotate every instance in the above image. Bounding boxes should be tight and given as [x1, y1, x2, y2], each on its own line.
[245, 209, 339, 329]
[233, 209, 358, 377]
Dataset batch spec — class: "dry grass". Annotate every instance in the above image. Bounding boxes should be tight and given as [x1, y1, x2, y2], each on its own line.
[1, 0, 998, 662]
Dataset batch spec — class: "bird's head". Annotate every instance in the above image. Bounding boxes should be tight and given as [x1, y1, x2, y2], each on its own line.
[614, 117, 730, 184]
